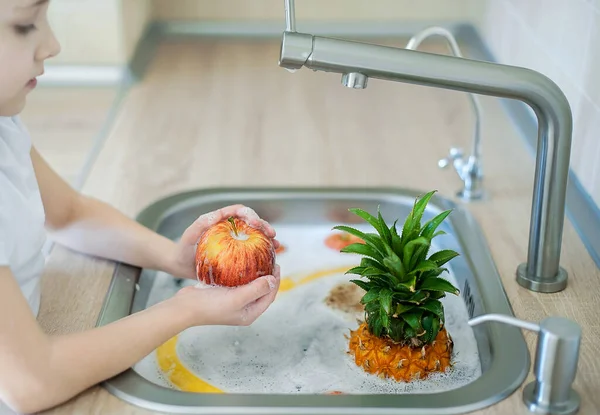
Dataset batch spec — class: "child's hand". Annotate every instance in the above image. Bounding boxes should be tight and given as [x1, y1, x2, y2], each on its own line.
[171, 204, 280, 280]
[175, 264, 281, 327]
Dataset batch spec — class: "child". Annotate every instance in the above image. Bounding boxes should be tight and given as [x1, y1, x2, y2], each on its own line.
[0, 1, 281, 413]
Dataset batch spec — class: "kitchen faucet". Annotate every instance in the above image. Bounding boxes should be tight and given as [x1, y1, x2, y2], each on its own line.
[405, 26, 484, 202]
[279, 0, 573, 293]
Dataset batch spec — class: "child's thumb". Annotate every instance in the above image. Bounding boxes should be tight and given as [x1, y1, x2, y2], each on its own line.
[237, 275, 276, 305]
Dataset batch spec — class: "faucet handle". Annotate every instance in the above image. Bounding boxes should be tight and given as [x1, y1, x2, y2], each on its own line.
[438, 147, 464, 169]
[438, 146, 485, 201]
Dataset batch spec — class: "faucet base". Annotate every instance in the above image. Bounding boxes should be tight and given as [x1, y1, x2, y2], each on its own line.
[516, 263, 568, 293]
[522, 382, 580, 415]
[457, 188, 485, 202]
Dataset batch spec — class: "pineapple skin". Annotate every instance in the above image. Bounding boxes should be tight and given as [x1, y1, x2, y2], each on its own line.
[333, 190, 461, 383]
[347, 322, 453, 382]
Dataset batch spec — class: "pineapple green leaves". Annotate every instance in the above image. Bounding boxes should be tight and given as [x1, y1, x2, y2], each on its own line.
[332, 190, 461, 347]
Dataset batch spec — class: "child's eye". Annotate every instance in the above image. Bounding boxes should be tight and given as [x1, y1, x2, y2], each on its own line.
[14, 24, 37, 35]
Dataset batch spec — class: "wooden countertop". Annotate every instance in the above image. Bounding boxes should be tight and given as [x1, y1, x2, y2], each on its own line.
[35, 39, 600, 415]
[20, 87, 119, 185]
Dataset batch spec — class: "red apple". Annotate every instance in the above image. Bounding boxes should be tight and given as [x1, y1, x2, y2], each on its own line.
[195, 216, 276, 287]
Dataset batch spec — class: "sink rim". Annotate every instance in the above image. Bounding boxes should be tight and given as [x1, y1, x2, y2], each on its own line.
[97, 186, 530, 415]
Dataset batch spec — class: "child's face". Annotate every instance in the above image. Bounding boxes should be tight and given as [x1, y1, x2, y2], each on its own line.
[0, 0, 60, 116]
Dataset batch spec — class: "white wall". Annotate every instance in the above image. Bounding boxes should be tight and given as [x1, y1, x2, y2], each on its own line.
[47, 0, 124, 65]
[122, 0, 152, 61]
[43, 0, 485, 66]
[481, 0, 600, 206]
[46, 0, 151, 66]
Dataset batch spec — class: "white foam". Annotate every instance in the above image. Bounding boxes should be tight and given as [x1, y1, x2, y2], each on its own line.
[238, 206, 259, 222]
[133, 347, 175, 389]
[194, 281, 213, 289]
[231, 231, 249, 241]
[133, 224, 481, 394]
[206, 212, 217, 224]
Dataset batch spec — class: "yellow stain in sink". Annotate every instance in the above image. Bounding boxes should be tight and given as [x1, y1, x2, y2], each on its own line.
[156, 335, 224, 393]
[278, 265, 352, 293]
[156, 265, 352, 393]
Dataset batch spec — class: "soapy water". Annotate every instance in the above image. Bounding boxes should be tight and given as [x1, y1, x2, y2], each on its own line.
[134, 349, 173, 389]
[134, 224, 482, 394]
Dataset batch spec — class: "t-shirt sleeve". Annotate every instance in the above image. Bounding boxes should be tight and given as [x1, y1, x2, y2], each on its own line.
[0, 241, 9, 266]
[0, 117, 27, 269]
[0, 171, 14, 267]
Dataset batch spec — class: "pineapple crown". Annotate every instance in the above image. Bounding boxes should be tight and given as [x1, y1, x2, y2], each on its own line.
[333, 190, 460, 346]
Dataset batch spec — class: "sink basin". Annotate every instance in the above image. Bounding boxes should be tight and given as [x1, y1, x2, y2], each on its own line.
[97, 187, 530, 414]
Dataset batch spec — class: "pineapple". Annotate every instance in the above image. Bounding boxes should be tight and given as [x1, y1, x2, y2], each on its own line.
[333, 190, 461, 382]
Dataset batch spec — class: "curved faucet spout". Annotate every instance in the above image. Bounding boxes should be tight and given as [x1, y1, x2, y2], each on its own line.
[279, 27, 573, 293]
[406, 26, 485, 201]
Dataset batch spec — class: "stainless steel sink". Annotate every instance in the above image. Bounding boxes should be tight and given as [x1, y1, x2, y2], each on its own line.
[97, 187, 530, 414]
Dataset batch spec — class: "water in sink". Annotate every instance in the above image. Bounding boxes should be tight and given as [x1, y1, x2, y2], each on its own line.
[133, 223, 482, 395]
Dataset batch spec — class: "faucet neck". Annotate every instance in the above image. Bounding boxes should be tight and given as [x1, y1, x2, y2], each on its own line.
[280, 32, 573, 292]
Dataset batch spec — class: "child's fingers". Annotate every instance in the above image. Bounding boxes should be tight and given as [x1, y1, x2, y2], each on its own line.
[243, 295, 275, 324]
[254, 218, 276, 238]
[216, 204, 261, 227]
[234, 207, 276, 238]
[272, 238, 281, 250]
[242, 276, 280, 322]
[249, 266, 281, 310]
[234, 274, 277, 307]
[219, 204, 248, 220]
[181, 204, 246, 244]
[183, 204, 276, 244]
[272, 263, 281, 279]
[180, 210, 225, 245]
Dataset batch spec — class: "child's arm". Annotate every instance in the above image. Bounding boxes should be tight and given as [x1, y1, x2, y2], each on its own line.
[0, 265, 279, 414]
[30, 147, 193, 278]
[31, 147, 279, 280]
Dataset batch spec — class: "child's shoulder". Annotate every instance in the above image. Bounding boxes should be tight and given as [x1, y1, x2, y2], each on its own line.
[0, 116, 33, 169]
[0, 115, 36, 196]
[0, 114, 44, 262]
[0, 115, 31, 146]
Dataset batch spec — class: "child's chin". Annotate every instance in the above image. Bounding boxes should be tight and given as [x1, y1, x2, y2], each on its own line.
[0, 97, 27, 117]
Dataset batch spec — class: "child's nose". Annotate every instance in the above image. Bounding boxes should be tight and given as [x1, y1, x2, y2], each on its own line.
[36, 30, 61, 61]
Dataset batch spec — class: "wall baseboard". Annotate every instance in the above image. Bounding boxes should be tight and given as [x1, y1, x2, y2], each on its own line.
[37, 65, 130, 87]
[38, 19, 600, 270]
[154, 19, 468, 38]
[38, 19, 468, 87]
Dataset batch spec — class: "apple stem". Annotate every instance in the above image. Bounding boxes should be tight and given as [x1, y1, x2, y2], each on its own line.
[228, 217, 239, 237]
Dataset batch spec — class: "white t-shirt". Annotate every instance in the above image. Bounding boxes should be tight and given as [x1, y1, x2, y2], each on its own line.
[0, 115, 47, 317]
